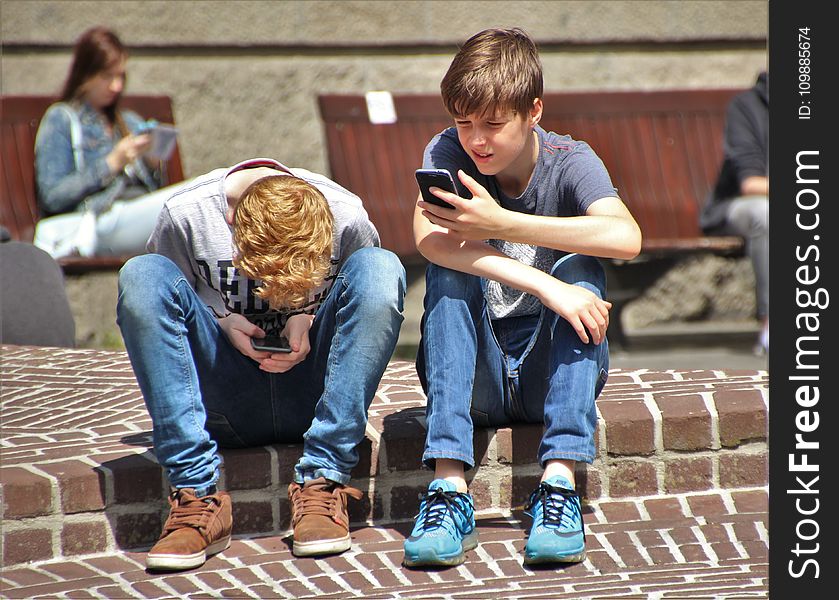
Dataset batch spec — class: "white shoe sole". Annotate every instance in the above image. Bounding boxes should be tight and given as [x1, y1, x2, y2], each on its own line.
[146, 535, 231, 571]
[292, 533, 352, 557]
[524, 549, 586, 565]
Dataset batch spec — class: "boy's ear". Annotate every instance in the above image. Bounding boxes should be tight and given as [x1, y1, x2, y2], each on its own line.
[529, 98, 543, 128]
[225, 205, 236, 226]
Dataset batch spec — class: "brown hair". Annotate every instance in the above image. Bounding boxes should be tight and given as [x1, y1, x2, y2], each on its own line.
[233, 176, 334, 310]
[61, 26, 128, 132]
[440, 27, 543, 119]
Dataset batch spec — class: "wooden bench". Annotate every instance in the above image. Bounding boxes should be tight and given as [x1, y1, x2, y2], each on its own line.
[318, 89, 746, 344]
[0, 94, 185, 274]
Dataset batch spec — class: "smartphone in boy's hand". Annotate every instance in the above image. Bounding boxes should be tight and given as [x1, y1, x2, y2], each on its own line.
[250, 334, 292, 353]
[415, 169, 458, 209]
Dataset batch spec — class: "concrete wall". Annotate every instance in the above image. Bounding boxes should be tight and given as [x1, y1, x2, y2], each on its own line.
[2, 0, 767, 178]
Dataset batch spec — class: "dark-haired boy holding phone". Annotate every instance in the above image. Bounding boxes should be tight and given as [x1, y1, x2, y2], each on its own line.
[405, 28, 641, 567]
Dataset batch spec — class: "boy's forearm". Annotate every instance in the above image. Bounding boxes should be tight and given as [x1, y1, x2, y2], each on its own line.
[502, 209, 641, 261]
[470, 251, 557, 300]
[416, 227, 551, 299]
[412, 196, 639, 296]
[415, 202, 507, 283]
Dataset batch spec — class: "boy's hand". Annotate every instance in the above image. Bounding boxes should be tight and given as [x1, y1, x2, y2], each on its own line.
[418, 169, 507, 240]
[256, 313, 314, 374]
[540, 279, 611, 345]
[218, 313, 273, 361]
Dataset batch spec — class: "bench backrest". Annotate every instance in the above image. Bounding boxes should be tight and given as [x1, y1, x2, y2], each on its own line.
[1, 95, 185, 245]
[318, 89, 743, 259]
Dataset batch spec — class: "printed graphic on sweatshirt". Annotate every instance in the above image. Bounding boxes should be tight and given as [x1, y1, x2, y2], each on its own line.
[195, 256, 340, 325]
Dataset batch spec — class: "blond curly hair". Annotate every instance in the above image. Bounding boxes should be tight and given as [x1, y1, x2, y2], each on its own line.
[232, 175, 334, 310]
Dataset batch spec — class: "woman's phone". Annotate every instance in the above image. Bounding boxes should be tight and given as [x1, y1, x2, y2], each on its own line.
[250, 334, 292, 353]
[135, 119, 178, 160]
[415, 169, 457, 209]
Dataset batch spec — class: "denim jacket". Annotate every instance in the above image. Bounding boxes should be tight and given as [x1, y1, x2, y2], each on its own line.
[34, 101, 161, 216]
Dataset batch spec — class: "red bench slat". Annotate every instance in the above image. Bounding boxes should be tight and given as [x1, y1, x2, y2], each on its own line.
[318, 89, 746, 261]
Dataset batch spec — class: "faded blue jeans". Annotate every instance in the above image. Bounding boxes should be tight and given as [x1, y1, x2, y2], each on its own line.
[417, 253, 609, 470]
[117, 247, 405, 495]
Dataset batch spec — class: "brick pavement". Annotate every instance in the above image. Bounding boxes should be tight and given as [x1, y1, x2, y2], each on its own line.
[1, 344, 769, 598]
[0, 489, 768, 598]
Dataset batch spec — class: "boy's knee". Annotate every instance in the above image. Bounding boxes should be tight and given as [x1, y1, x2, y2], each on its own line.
[117, 254, 178, 313]
[365, 247, 405, 281]
[119, 254, 173, 287]
[345, 247, 406, 306]
[426, 262, 480, 295]
[551, 254, 606, 296]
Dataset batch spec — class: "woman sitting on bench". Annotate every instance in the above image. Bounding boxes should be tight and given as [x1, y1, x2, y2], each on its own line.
[33, 26, 186, 259]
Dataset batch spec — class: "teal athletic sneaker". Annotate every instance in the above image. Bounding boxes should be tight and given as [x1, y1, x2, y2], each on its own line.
[403, 479, 478, 567]
[523, 475, 586, 565]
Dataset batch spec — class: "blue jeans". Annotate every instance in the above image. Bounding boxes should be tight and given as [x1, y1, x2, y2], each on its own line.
[116, 247, 405, 495]
[417, 254, 609, 470]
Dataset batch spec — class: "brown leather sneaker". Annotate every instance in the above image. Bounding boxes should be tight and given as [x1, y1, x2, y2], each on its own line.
[146, 488, 232, 571]
[288, 477, 363, 557]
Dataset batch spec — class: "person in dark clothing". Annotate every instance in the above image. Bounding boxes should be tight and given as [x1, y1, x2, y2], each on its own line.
[701, 71, 768, 354]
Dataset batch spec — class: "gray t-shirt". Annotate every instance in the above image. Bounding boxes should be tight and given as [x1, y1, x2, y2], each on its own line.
[147, 158, 380, 331]
[423, 126, 617, 319]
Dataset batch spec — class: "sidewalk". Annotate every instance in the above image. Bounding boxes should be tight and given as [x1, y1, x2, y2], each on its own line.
[1, 490, 767, 598]
[1, 345, 768, 598]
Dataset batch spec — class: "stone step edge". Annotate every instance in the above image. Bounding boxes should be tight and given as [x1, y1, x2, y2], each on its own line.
[1, 436, 768, 522]
[1, 442, 767, 566]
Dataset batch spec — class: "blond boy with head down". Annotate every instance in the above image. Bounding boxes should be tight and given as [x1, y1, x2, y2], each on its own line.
[403, 29, 641, 567]
[117, 158, 406, 570]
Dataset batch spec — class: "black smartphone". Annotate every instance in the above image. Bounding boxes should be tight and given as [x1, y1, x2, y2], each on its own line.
[250, 334, 292, 353]
[415, 168, 457, 209]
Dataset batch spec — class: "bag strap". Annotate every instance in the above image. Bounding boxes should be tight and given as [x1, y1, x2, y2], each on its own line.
[56, 103, 158, 195]
[57, 103, 84, 171]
